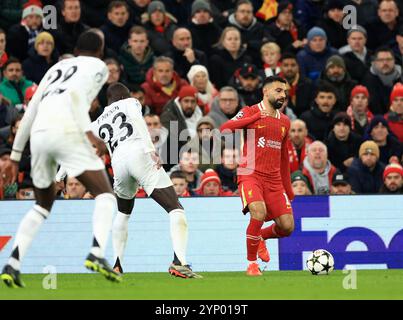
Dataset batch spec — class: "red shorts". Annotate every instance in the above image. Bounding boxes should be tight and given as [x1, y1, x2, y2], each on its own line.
[238, 175, 293, 221]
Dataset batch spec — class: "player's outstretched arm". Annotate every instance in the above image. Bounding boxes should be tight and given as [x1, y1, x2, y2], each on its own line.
[220, 108, 262, 133]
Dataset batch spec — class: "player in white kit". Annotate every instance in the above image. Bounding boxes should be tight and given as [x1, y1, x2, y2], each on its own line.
[91, 82, 201, 278]
[0, 32, 121, 288]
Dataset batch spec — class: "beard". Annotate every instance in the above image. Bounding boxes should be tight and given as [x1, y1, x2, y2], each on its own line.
[183, 109, 195, 118]
[270, 97, 285, 109]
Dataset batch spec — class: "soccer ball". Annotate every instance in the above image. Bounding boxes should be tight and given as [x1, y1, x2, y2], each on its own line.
[306, 249, 334, 275]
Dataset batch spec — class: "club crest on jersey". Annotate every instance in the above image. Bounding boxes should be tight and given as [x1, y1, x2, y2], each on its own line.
[232, 111, 244, 120]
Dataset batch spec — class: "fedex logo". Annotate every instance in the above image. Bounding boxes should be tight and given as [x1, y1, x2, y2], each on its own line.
[279, 196, 403, 270]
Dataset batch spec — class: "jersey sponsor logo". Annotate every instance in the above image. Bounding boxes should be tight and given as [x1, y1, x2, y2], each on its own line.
[257, 137, 281, 149]
[257, 137, 265, 148]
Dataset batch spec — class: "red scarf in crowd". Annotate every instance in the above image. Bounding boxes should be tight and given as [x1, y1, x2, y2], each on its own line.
[0, 52, 8, 68]
[287, 137, 312, 173]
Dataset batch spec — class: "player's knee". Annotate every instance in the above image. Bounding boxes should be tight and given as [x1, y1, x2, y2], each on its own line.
[250, 210, 266, 221]
[279, 223, 294, 237]
[95, 193, 117, 212]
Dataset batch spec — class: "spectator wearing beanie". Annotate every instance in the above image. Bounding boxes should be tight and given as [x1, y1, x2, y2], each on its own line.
[296, 26, 338, 83]
[339, 25, 372, 83]
[195, 169, 233, 196]
[347, 140, 385, 194]
[346, 85, 374, 136]
[362, 46, 402, 115]
[141, 56, 188, 115]
[325, 112, 362, 172]
[291, 170, 312, 195]
[319, 55, 357, 111]
[379, 162, 403, 194]
[317, 0, 347, 49]
[22, 31, 59, 84]
[51, 0, 89, 55]
[385, 83, 403, 142]
[265, 1, 307, 54]
[160, 85, 203, 166]
[143, 1, 178, 56]
[6, 0, 44, 62]
[188, 0, 222, 57]
[363, 115, 402, 165]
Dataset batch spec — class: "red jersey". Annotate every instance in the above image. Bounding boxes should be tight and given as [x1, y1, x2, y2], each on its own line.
[220, 101, 294, 200]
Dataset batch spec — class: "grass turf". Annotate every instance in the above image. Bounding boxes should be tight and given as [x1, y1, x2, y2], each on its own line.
[0, 269, 402, 300]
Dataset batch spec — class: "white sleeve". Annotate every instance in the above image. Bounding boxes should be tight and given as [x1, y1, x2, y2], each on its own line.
[10, 82, 44, 162]
[126, 99, 155, 153]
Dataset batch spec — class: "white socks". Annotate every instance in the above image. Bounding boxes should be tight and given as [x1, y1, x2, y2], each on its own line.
[112, 211, 130, 264]
[169, 209, 188, 266]
[8, 205, 49, 271]
[90, 193, 117, 258]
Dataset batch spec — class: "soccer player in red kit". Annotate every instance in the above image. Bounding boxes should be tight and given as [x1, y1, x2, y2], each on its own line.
[220, 76, 295, 276]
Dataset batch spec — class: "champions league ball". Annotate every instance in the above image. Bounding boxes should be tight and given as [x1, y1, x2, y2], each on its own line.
[306, 249, 335, 275]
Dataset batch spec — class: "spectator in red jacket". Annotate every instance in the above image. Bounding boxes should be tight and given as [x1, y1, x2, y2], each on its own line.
[386, 82, 403, 143]
[141, 56, 188, 115]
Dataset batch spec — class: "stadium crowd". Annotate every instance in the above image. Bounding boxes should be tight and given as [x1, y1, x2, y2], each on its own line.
[0, 0, 402, 200]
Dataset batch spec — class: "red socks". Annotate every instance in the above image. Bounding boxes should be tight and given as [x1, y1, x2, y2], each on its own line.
[246, 218, 264, 261]
[261, 223, 288, 240]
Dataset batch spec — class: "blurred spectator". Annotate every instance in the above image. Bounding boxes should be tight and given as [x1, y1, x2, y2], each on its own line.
[288, 119, 313, 173]
[119, 26, 155, 85]
[296, 26, 338, 83]
[0, 147, 13, 199]
[325, 112, 362, 172]
[346, 85, 374, 136]
[317, 0, 347, 49]
[0, 57, 34, 107]
[345, 0, 378, 27]
[87, 27, 118, 60]
[260, 42, 281, 77]
[279, 95, 298, 121]
[51, 0, 89, 55]
[0, 29, 8, 72]
[330, 171, 354, 195]
[160, 85, 203, 166]
[216, 147, 239, 193]
[0, 0, 24, 31]
[209, 26, 252, 89]
[141, 56, 188, 115]
[187, 64, 219, 113]
[98, 57, 127, 107]
[363, 115, 402, 165]
[226, 0, 267, 62]
[300, 83, 337, 141]
[393, 24, 403, 65]
[16, 177, 35, 200]
[100, 1, 131, 55]
[385, 82, 403, 142]
[22, 31, 59, 84]
[295, 0, 325, 31]
[143, 1, 177, 56]
[379, 162, 403, 193]
[0, 93, 17, 129]
[6, 0, 44, 62]
[167, 28, 208, 79]
[129, 84, 150, 115]
[291, 170, 312, 195]
[208, 86, 241, 127]
[64, 176, 92, 199]
[126, 0, 150, 26]
[265, 1, 307, 54]
[168, 150, 203, 191]
[365, 0, 402, 51]
[188, 0, 222, 57]
[302, 141, 337, 194]
[348, 140, 385, 193]
[163, 0, 193, 26]
[184, 116, 221, 172]
[339, 26, 371, 83]
[195, 168, 233, 196]
[279, 52, 313, 117]
[170, 170, 192, 197]
[229, 63, 263, 106]
[362, 47, 402, 115]
[209, 0, 238, 27]
[144, 113, 168, 159]
[319, 55, 357, 111]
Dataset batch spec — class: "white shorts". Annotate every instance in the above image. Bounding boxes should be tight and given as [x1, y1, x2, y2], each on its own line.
[30, 130, 105, 189]
[112, 148, 172, 200]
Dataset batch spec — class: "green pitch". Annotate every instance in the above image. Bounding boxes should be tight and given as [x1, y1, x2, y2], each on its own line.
[1, 270, 402, 300]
